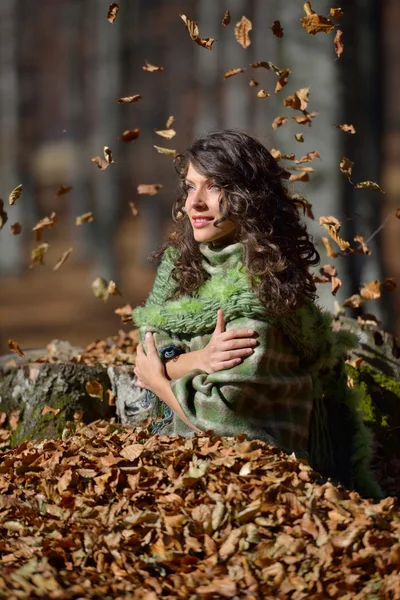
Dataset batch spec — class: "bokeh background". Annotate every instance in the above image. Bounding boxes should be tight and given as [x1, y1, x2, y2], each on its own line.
[0, 0, 399, 355]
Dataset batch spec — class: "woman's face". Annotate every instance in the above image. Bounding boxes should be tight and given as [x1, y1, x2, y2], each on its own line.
[184, 163, 237, 245]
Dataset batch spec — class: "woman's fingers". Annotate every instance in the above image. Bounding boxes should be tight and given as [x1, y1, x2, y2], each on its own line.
[221, 328, 256, 341]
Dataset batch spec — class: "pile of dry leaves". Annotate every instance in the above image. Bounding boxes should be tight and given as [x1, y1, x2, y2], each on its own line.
[0, 419, 399, 599]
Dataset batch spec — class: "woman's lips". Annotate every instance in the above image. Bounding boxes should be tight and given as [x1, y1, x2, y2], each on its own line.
[192, 217, 214, 229]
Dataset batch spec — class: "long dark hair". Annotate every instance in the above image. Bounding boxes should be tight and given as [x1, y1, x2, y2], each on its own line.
[150, 129, 320, 317]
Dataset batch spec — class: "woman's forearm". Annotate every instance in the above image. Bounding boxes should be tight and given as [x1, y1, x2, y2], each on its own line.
[154, 380, 201, 433]
[164, 349, 205, 381]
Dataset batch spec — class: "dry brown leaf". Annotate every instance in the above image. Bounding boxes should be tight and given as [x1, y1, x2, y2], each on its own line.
[91, 156, 109, 170]
[251, 61, 270, 69]
[295, 133, 304, 143]
[354, 181, 385, 192]
[321, 264, 337, 278]
[301, 3, 336, 34]
[153, 145, 178, 157]
[319, 216, 341, 232]
[330, 7, 344, 18]
[85, 381, 104, 401]
[106, 389, 115, 406]
[105, 145, 115, 163]
[343, 294, 365, 308]
[235, 16, 252, 49]
[324, 226, 350, 251]
[334, 123, 356, 134]
[53, 247, 73, 271]
[270, 20, 284, 38]
[119, 128, 140, 142]
[340, 156, 354, 180]
[322, 236, 339, 258]
[291, 111, 319, 124]
[331, 276, 342, 296]
[296, 151, 321, 164]
[249, 79, 259, 87]
[117, 94, 142, 104]
[75, 212, 94, 226]
[293, 194, 315, 219]
[0, 199, 8, 229]
[30, 243, 49, 268]
[33, 212, 58, 241]
[179, 14, 215, 50]
[8, 339, 25, 358]
[360, 280, 381, 300]
[8, 184, 22, 206]
[92, 277, 109, 302]
[222, 10, 231, 26]
[107, 281, 122, 296]
[137, 184, 163, 196]
[42, 406, 61, 416]
[10, 223, 22, 235]
[114, 304, 133, 319]
[142, 61, 164, 72]
[55, 185, 73, 198]
[154, 128, 176, 139]
[107, 3, 119, 24]
[165, 115, 175, 128]
[284, 88, 310, 111]
[270, 149, 295, 161]
[353, 235, 371, 255]
[120, 444, 144, 461]
[334, 29, 344, 57]
[224, 68, 246, 79]
[384, 277, 397, 291]
[257, 89, 270, 98]
[129, 201, 138, 217]
[289, 171, 310, 183]
[272, 116, 289, 129]
[275, 70, 290, 93]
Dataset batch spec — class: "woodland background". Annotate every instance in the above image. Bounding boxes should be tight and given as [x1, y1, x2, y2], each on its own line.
[0, 0, 399, 356]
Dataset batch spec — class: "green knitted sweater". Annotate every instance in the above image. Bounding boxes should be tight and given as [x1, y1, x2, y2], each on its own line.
[133, 242, 382, 499]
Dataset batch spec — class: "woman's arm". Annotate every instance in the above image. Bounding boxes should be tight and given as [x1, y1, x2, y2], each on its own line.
[164, 350, 204, 381]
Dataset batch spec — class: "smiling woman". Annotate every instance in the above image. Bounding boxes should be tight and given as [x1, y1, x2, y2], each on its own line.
[131, 129, 383, 500]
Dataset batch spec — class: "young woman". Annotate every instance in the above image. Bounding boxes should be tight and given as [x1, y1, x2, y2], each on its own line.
[132, 130, 382, 499]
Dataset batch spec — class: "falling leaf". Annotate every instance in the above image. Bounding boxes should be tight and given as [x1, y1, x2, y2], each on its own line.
[249, 79, 259, 87]
[85, 381, 104, 401]
[270, 20, 284, 38]
[75, 212, 94, 226]
[222, 10, 231, 26]
[353, 235, 371, 255]
[334, 29, 344, 57]
[8, 339, 25, 358]
[296, 151, 321, 164]
[55, 185, 73, 198]
[360, 280, 381, 300]
[295, 133, 304, 142]
[114, 304, 133, 321]
[107, 2, 119, 23]
[30, 243, 49, 268]
[154, 128, 176, 139]
[251, 61, 270, 69]
[343, 294, 364, 308]
[291, 111, 319, 124]
[129, 202, 138, 217]
[272, 116, 289, 129]
[354, 181, 385, 192]
[301, 2, 336, 34]
[153, 145, 178, 157]
[8, 184, 22, 206]
[330, 7, 344, 18]
[119, 128, 140, 142]
[270, 149, 295, 161]
[0, 199, 8, 229]
[384, 277, 396, 291]
[137, 184, 163, 195]
[357, 313, 380, 326]
[142, 61, 164, 72]
[53, 247, 73, 271]
[179, 14, 215, 50]
[334, 123, 356, 134]
[331, 276, 342, 295]
[293, 194, 315, 219]
[284, 88, 309, 111]
[117, 94, 142, 103]
[257, 89, 270, 98]
[320, 216, 350, 251]
[235, 16, 252, 49]
[41, 406, 61, 416]
[320, 216, 340, 232]
[266, 62, 288, 76]
[10, 223, 22, 235]
[275, 70, 291, 93]
[322, 236, 339, 258]
[165, 115, 175, 128]
[224, 68, 246, 79]
[289, 171, 310, 183]
[107, 281, 122, 296]
[92, 277, 109, 302]
[91, 156, 109, 170]
[32, 212, 58, 241]
[340, 156, 354, 181]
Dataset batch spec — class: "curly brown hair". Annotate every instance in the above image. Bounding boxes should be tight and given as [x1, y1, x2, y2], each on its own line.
[150, 129, 320, 317]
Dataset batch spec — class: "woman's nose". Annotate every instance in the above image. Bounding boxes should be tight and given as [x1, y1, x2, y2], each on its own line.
[189, 188, 207, 207]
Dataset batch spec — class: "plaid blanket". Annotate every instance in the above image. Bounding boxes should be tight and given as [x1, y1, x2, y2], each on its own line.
[133, 242, 382, 499]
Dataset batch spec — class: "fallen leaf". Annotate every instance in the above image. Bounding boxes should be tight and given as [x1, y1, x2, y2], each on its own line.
[270, 20, 284, 38]
[165, 115, 175, 128]
[330, 8, 344, 18]
[107, 281, 122, 296]
[153, 145, 178, 157]
[0, 199, 8, 229]
[222, 10, 231, 26]
[354, 181, 385, 192]
[33, 212, 58, 241]
[42, 406, 61, 416]
[272, 116, 289, 129]
[10, 223, 22, 235]
[296, 151, 321, 164]
[256, 89, 270, 98]
[224, 68, 246, 79]
[384, 277, 396, 291]
[53, 247, 73, 271]
[85, 381, 104, 401]
[360, 280, 381, 300]
[119, 128, 140, 142]
[92, 277, 109, 302]
[142, 61, 164, 72]
[75, 212, 94, 226]
[57, 469, 73, 493]
[179, 14, 215, 50]
[137, 184, 163, 195]
[8, 339, 25, 358]
[235, 16, 252, 49]
[334, 29, 344, 57]
[353, 235, 371, 255]
[120, 444, 144, 461]
[129, 202, 138, 217]
[295, 133, 304, 142]
[30, 243, 49, 268]
[107, 2, 119, 23]
[334, 123, 356, 134]
[340, 156, 354, 181]
[55, 185, 73, 198]
[301, 2, 336, 34]
[249, 79, 259, 87]
[117, 94, 142, 103]
[154, 128, 176, 139]
[331, 276, 342, 295]
[343, 294, 364, 308]
[8, 184, 23, 206]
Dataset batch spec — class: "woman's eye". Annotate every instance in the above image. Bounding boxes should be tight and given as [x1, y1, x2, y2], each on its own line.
[208, 184, 220, 191]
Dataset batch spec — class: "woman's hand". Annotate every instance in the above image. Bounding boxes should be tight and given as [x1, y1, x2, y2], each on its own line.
[199, 309, 258, 374]
[134, 332, 167, 395]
